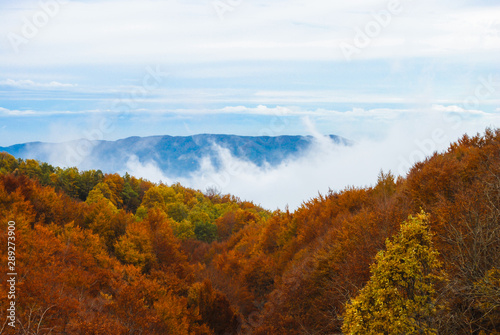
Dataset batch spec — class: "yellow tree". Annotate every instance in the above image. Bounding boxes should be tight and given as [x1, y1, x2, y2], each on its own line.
[342, 212, 444, 335]
[114, 221, 154, 271]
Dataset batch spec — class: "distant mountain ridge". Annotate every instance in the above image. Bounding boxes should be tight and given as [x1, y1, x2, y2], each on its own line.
[0, 134, 350, 177]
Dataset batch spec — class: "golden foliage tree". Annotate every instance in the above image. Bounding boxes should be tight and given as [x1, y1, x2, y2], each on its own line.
[342, 212, 444, 335]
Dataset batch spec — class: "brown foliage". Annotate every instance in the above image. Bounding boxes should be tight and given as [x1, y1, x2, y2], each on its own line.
[1, 129, 500, 334]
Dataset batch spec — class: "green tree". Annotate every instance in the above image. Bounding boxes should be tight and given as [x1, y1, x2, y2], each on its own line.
[172, 220, 196, 240]
[194, 221, 217, 243]
[166, 202, 188, 222]
[86, 183, 116, 207]
[55, 167, 81, 199]
[78, 169, 103, 201]
[121, 181, 140, 211]
[190, 210, 217, 243]
[0, 152, 19, 173]
[342, 212, 444, 335]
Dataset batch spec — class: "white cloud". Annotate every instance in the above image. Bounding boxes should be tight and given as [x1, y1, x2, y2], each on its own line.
[121, 106, 500, 210]
[0, 107, 36, 116]
[0, 107, 93, 116]
[219, 105, 306, 116]
[431, 104, 490, 115]
[2, 104, 495, 122]
[1, 0, 499, 65]
[172, 104, 497, 120]
[125, 155, 175, 185]
[0, 79, 77, 89]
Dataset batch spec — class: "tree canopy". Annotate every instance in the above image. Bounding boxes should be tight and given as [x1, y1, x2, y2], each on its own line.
[1, 128, 499, 334]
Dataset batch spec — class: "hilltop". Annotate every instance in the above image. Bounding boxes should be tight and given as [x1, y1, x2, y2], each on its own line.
[0, 134, 350, 177]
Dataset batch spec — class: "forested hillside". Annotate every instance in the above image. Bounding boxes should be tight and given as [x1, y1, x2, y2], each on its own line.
[1, 129, 499, 334]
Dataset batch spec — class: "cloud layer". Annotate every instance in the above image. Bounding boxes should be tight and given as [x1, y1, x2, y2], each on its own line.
[1, 0, 499, 65]
[121, 105, 500, 210]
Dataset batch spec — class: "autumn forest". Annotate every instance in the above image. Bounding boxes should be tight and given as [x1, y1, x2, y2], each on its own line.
[1, 129, 499, 335]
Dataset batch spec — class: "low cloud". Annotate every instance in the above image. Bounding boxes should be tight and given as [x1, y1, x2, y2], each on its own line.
[125, 155, 175, 185]
[122, 107, 500, 210]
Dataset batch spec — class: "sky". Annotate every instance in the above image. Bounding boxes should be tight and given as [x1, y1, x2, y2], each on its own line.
[1, 0, 499, 208]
